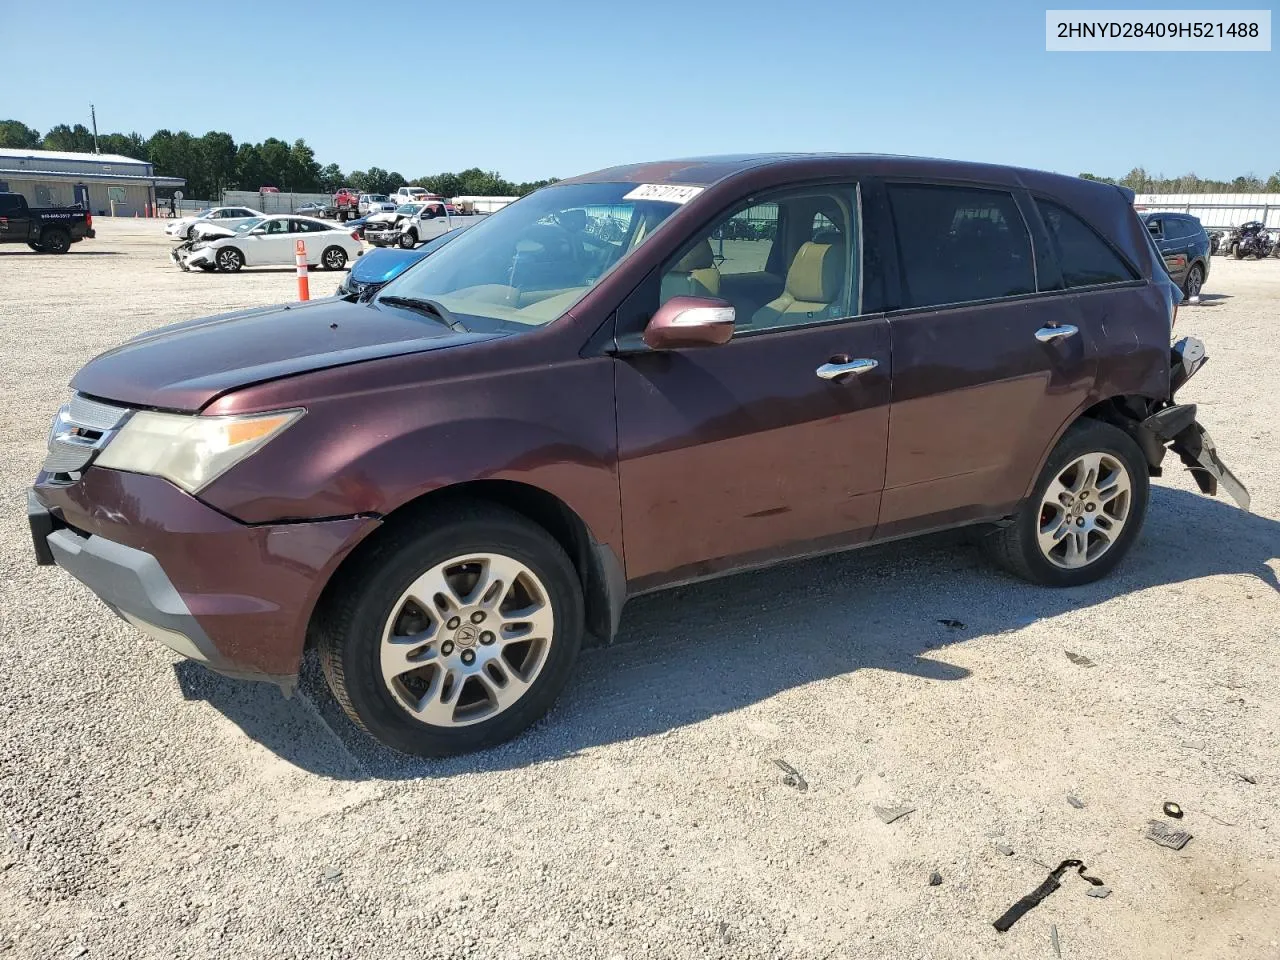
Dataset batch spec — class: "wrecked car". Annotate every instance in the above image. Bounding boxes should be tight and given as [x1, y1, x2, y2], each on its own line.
[171, 215, 363, 272]
[30, 154, 1248, 758]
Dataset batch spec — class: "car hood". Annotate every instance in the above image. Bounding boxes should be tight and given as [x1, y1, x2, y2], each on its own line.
[70, 297, 501, 412]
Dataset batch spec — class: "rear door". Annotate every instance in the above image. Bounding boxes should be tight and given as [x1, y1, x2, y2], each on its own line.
[877, 182, 1096, 536]
[614, 181, 892, 588]
[1158, 216, 1190, 282]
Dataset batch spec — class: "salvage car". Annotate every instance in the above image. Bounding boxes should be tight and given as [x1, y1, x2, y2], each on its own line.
[171, 214, 362, 272]
[29, 155, 1249, 758]
[362, 201, 427, 246]
[359, 194, 397, 215]
[164, 206, 261, 241]
[336, 229, 462, 300]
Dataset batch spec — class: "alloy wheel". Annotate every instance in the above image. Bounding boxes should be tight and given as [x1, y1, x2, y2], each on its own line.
[1037, 452, 1132, 569]
[380, 553, 555, 727]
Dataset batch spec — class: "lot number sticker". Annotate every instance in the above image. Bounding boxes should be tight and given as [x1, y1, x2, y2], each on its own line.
[623, 184, 705, 205]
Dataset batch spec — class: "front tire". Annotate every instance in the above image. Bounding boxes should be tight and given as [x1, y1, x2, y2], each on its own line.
[399, 230, 417, 249]
[27, 242, 44, 252]
[318, 504, 585, 757]
[1233, 244, 1244, 260]
[984, 420, 1149, 586]
[216, 247, 244, 272]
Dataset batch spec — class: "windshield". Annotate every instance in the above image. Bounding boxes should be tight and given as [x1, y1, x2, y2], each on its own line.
[370, 195, 389, 202]
[376, 182, 684, 330]
[395, 203, 423, 215]
[235, 218, 265, 233]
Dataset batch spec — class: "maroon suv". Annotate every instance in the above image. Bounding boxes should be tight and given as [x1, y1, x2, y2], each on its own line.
[29, 155, 1249, 756]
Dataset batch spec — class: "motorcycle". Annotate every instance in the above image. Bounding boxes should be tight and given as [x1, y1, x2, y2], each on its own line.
[1229, 221, 1275, 260]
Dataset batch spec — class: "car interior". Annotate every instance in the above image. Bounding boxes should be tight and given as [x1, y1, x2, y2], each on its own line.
[660, 189, 858, 330]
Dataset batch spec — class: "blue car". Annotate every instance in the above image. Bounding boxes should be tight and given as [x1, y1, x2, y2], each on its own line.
[337, 230, 462, 300]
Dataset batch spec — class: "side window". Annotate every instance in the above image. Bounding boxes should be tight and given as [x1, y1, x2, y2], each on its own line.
[1165, 218, 1189, 240]
[660, 185, 860, 332]
[886, 184, 1033, 308]
[264, 219, 289, 234]
[1037, 199, 1137, 288]
[711, 203, 778, 275]
[1146, 216, 1164, 239]
[0, 194, 21, 214]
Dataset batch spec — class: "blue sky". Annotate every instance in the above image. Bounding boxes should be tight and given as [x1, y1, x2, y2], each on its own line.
[4, 0, 1276, 181]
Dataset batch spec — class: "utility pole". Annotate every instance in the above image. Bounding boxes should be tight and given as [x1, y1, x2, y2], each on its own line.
[90, 104, 100, 154]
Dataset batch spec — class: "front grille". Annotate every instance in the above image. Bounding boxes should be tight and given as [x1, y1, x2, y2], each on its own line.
[42, 394, 131, 476]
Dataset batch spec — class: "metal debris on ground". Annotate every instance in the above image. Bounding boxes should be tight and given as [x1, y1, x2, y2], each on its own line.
[1163, 801, 1184, 819]
[1065, 650, 1096, 667]
[1146, 820, 1192, 851]
[1050, 924, 1062, 957]
[323, 867, 343, 882]
[995, 843, 1015, 856]
[771, 759, 808, 792]
[873, 804, 916, 825]
[1234, 771, 1258, 784]
[1087, 885, 1112, 899]
[928, 871, 943, 886]
[1067, 795, 1086, 809]
[993, 859, 1105, 932]
[937, 619, 966, 629]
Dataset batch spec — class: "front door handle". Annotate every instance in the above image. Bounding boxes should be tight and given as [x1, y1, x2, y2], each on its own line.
[1035, 324, 1079, 343]
[816, 358, 879, 381]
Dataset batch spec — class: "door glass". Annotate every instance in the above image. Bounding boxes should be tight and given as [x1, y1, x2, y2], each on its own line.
[264, 219, 289, 234]
[660, 185, 860, 331]
[1036, 199, 1138, 288]
[886, 184, 1034, 308]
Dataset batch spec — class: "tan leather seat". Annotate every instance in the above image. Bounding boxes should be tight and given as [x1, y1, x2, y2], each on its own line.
[660, 240, 721, 303]
[750, 241, 845, 329]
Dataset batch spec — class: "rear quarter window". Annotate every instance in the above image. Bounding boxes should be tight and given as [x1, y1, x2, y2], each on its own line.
[1036, 199, 1138, 288]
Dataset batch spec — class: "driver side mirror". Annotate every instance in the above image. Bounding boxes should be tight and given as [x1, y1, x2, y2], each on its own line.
[643, 296, 735, 350]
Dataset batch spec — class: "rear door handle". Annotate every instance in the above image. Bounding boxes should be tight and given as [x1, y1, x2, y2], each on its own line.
[816, 358, 879, 380]
[1035, 324, 1079, 343]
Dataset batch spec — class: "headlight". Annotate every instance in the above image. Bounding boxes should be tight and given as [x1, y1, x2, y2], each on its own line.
[95, 409, 304, 493]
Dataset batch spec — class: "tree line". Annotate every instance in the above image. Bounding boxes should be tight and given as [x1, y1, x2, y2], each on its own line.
[0, 119, 557, 199]
[1080, 167, 1280, 193]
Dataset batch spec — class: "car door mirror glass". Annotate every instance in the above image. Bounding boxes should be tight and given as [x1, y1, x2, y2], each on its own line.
[643, 296, 735, 350]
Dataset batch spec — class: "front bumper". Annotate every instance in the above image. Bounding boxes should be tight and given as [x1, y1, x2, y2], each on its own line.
[29, 470, 380, 688]
[364, 229, 400, 246]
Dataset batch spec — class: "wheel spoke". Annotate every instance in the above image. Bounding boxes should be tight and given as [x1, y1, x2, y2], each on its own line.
[380, 630, 436, 684]
[1037, 516, 1070, 558]
[1044, 475, 1073, 507]
[1060, 530, 1089, 567]
[403, 565, 464, 617]
[500, 600, 554, 643]
[414, 667, 467, 725]
[473, 555, 530, 609]
[476, 659, 531, 713]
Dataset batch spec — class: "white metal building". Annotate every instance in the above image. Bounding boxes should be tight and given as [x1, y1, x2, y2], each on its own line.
[0, 148, 185, 217]
[1133, 193, 1280, 231]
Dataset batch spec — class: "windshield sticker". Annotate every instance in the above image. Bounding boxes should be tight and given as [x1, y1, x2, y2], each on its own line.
[622, 183, 704, 205]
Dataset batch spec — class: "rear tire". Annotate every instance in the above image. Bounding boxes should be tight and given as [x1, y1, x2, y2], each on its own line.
[1233, 244, 1244, 260]
[984, 419, 1149, 587]
[1182, 263, 1203, 299]
[318, 503, 584, 757]
[321, 246, 347, 270]
[41, 229, 71, 254]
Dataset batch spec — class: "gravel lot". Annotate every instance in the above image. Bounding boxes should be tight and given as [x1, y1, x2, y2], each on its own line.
[1, 220, 1277, 960]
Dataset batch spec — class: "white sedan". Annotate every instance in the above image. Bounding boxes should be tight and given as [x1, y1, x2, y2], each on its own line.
[174, 215, 363, 273]
[164, 206, 262, 241]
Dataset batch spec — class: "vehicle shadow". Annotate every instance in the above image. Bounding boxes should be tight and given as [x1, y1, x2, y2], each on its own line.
[176, 485, 1278, 780]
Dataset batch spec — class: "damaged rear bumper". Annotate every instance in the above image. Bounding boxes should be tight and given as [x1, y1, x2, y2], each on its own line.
[1135, 336, 1250, 511]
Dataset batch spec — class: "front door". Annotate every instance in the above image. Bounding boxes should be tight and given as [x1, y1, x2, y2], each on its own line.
[614, 183, 892, 588]
[877, 182, 1097, 536]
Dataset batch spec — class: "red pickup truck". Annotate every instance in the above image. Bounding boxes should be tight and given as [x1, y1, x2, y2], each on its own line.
[333, 187, 360, 222]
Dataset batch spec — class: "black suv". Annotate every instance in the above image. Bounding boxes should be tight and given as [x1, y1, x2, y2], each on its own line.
[1142, 212, 1210, 298]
